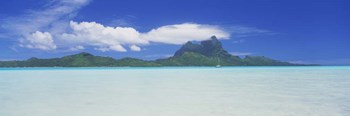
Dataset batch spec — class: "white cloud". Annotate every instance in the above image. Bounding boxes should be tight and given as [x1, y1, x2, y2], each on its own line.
[59, 21, 229, 52]
[94, 45, 127, 52]
[130, 45, 141, 51]
[0, 0, 274, 53]
[143, 23, 230, 45]
[0, 0, 91, 50]
[1, 0, 90, 35]
[61, 21, 148, 52]
[19, 31, 57, 50]
[108, 45, 127, 52]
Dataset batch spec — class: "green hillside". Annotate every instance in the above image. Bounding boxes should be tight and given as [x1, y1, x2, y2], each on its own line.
[0, 36, 307, 67]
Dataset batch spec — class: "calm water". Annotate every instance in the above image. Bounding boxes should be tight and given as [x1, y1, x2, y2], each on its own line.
[0, 66, 349, 116]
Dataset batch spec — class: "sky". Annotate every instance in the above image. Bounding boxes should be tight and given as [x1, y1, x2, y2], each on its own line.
[0, 0, 349, 65]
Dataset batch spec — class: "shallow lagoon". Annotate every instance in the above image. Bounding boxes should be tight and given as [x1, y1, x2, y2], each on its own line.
[0, 66, 349, 116]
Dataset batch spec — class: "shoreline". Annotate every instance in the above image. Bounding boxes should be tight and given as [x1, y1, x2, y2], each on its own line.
[0, 65, 348, 71]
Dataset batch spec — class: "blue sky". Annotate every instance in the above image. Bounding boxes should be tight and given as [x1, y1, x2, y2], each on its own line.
[0, 0, 349, 65]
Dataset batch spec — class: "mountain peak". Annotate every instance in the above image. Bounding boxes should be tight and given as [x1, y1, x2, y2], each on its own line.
[76, 52, 93, 56]
[28, 57, 39, 61]
[174, 36, 230, 58]
[210, 35, 218, 40]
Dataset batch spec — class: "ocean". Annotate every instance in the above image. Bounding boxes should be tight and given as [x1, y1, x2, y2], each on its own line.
[0, 66, 349, 116]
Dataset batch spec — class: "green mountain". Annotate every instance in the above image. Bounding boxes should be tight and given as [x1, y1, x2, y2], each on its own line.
[174, 36, 231, 57]
[0, 37, 307, 67]
[155, 36, 299, 66]
[0, 52, 115, 67]
[115, 57, 161, 67]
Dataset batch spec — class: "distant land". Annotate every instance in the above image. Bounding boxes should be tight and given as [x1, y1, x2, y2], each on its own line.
[0, 36, 311, 67]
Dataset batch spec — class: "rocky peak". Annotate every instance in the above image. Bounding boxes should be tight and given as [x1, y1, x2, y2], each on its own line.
[174, 36, 231, 58]
[200, 36, 221, 47]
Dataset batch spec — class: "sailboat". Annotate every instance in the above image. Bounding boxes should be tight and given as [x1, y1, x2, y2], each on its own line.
[216, 57, 221, 68]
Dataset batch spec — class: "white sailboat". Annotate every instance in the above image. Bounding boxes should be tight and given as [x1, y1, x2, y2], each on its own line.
[216, 58, 221, 68]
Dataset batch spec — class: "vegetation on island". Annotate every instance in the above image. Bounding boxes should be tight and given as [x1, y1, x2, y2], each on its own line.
[0, 36, 308, 67]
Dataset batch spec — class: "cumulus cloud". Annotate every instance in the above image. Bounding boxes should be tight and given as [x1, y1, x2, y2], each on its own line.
[57, 21, 229, 52]
[58, 21, 230, 52]
[19, 31, 57, 50]
[94, 45, 127, 52]
[143, 23, 230, 45]
[61, 21, 148, 52]
[0, 0, 273, 53]
[130, 45, 141, 51]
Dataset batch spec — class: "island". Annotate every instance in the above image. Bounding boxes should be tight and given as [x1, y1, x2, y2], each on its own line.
[0, 36, 308, 67]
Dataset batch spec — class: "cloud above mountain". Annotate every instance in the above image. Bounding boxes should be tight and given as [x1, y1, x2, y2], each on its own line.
[0, 0, 266, 52]
[0, 0, 230, 52]
[57, 21, 230, 52]
[142, 23, 230, 45]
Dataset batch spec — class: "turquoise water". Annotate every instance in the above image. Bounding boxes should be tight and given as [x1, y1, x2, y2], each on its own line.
[0, 66, 349, 116]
